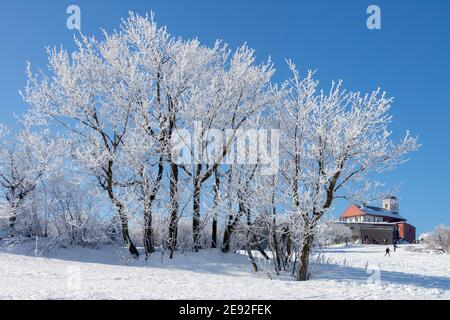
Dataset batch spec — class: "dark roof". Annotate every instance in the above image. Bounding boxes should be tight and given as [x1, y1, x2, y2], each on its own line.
[383, 195, 398, 200]
[359, 205, 406, 221]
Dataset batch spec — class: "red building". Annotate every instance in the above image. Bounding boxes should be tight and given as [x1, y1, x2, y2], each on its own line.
[339, 196, 416, 244]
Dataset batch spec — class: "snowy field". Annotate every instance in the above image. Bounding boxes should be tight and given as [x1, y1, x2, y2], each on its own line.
[0, 242, 449, 300]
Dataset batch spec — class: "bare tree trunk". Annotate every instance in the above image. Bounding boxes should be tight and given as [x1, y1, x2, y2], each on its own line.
[282, 225, 293, 270]
[165, 94, 181, 259]
[211, 168, 220, 248]
[222, 165, 258, 253]
[8, 190, 32, 236]
[168, 161, 179, 259]
[8, 199, 19, 236]
[192, 164, 202, 252]
[9, 213, 16, 236]
[296, 234, 314, 281]
[270, 177, 281, 273]
[221, 170, 234, 253]
[143, 156, 164, 257]
[222, 200, 247, 253]
[222, 223, 233, 253]
[110, 193, 139, 258]
[246, 232, 258, 272]
[143, 199, 154, 255]
[211, 218, 218, 249]
[294, 171, 339, 280]
[244, 201, 258, 271]
[252, 233, 270, 259]
[270, 219, 281, 274]
[105, 160, 139, 258]
[143, 72, 163, 257]
[120, 213, 139, 257]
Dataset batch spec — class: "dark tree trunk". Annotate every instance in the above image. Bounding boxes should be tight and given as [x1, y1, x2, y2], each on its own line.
[165, 94, 180, 259]
[282, 226, 293, 269]
[111, 195, 139, 258]
[120, 216, 139, 258]
[168, 161, 179, 258]
[246, 232, 258, 272]
[211, 220, 217, 249]
[143, 156, 164, 257]
[192, 164, 202, 252]
[270, 177, 281, 273]
[271, 220, 281, 274]
[8, 190, 31, 236]
[221, 222, 233, 253]
[143, 71, 162, 257]
[222, 201, 246, 253]
[221, 170, 234, 253]
[105, 160, 139, 258]
[247, 231, 270, 259]
[255, 235, 270, 260]
[211, 168, 220, 248]
[294, 165, 341, 280]
[9, 213, 16, 236]
[244, 202, 258, 271]
[221, 165, 258, 253]
[222, 205, 240, 253]
[296, 234, 314, 281]
[143, 201, 154, 256]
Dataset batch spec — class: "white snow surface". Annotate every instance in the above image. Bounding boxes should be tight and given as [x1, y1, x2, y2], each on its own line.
[0, 242, 449, 300]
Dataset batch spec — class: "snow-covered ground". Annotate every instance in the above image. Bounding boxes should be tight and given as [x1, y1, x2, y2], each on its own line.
[0, 242, 449, 300]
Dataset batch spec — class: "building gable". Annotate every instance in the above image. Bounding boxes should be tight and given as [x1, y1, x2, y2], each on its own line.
[340, 204, 365, 218]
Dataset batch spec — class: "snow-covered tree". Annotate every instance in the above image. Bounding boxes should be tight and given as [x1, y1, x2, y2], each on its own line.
[0, 126, 57, 237]
[424, 224, 450, 253]
[279, 61, 419, 280]
[8, 11, 420, 278]
[21, 29, 149, 256]
[179, 46, 275, 251]
[315, 220, 353, 247]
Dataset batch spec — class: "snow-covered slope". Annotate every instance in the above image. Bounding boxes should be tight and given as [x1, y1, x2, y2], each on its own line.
[0, 243, 448, 300]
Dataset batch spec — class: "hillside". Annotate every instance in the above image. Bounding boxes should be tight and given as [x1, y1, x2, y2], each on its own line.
[0, 242, 448, 300]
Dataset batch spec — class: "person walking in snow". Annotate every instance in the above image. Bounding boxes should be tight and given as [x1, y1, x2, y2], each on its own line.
[385, 247, 391, 257]
[393, 241, 398, 252]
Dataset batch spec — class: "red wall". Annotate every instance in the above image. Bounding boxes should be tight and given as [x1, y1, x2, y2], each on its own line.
[397, 223, 416, 243]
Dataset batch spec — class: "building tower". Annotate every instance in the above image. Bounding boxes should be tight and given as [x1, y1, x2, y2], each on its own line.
[382, 196, 399, 213]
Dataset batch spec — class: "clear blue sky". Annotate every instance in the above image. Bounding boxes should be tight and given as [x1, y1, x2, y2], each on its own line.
[0, 0, 449, 234]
